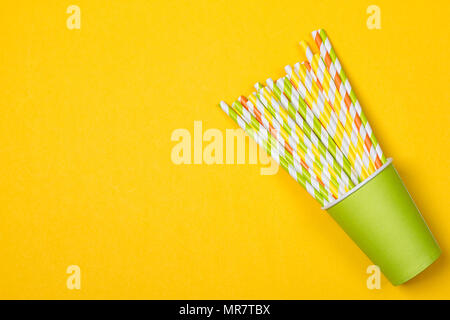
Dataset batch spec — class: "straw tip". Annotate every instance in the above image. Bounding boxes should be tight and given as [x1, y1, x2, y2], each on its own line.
[254, 82, 263, 91]
[219, 101, 228, 108]
[300, 41, 310, 51]
[284, 65, 293, 75]
[312, 28, 327, 40]
[266, 78, 274, 89]
[276, 77, 284, 86]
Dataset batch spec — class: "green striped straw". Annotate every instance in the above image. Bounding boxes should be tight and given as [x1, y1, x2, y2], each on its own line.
[293, 61, 360, 185]
[314, 29, 386, 164]
[282, 67, 369, 182]
[277, 73, 358, 189]
[238, 96, 324, 187]
[240, 94, 340, 201]
[230, 100, 332, 202]
[253, 86, 344, 197]
[251, 88, 336, 190]
[268, 77, 357, 195]
[275, 75, 364, 182]
[219, 101, 329, 206]
[277, 70, 359, 188]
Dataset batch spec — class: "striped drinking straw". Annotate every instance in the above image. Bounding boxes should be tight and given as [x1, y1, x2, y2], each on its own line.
[239, 96, 340, 197]
[267, 79, 353, 194]
[312, 29, 385, 167]
[309, 52, 376, 176]
[252, 86, 344, 196]
[267, 78, 359, 187]
[305, 53, 375, 179]
[291, 63, 361, 185]
[218, 30, 389, 205]
[266, 79, 358, 190]
[230, 100, 333, 201]
[267, 77, 356, 188]
[300, 39, 377, 173]
[277, 72, 368, 181]
[285, 63, 373, 177]
[243, 93, 326, 180]
[219, 101, 329, 205]
[255, 82, 349, 191]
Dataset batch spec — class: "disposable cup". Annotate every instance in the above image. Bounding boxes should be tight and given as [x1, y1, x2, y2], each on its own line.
[323, 159, 441, 285]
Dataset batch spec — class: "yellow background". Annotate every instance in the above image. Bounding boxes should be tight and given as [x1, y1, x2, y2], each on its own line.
[1, 0, 449, 299]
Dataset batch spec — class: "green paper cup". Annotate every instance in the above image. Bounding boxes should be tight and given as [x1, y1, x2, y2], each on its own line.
[323, 159, 441, 285]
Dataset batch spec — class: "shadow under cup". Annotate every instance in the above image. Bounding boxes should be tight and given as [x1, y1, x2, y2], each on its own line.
[324, 159, 441, 285]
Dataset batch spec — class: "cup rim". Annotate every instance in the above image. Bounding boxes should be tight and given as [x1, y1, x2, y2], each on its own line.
[322, 158, 393, 210]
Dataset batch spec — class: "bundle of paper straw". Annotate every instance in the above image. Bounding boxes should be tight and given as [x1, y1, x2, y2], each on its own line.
[219, 29, 386, 207]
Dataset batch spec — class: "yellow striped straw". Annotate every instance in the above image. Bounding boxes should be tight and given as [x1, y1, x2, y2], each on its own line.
[284, 66, 370, 181]
[309, 53, 376, 176]
[252, 85, 344, 196]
